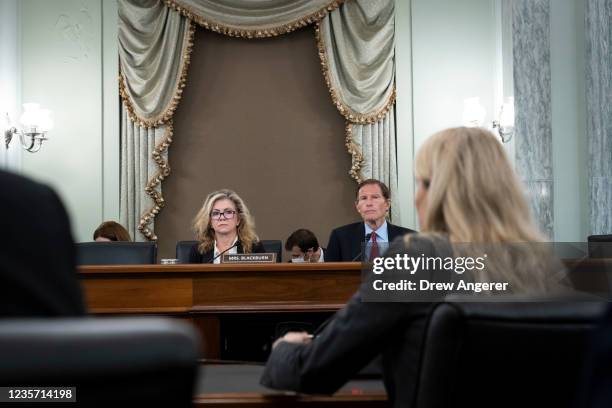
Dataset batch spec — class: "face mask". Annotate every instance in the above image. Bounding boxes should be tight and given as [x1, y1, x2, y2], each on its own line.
[291, 257, 306, 263]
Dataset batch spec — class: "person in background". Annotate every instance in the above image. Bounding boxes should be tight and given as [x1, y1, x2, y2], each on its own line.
[93, 221, 131, 242]
[261, 127, 565, 407]
[325, 179, 414, 262]
[0, 169, 86, 316]
[285, 229, 324, 263]
[190, 189, 265, 263]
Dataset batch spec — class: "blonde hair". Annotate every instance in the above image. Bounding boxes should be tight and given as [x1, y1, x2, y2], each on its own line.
[413, 127, 563, 292]
[416, 127, 541, 242]
[192, 189, 258, 254]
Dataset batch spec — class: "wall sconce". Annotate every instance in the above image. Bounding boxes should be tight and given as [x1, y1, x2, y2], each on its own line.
[4, 103, 54, 153]
[462, 97, 515, 143]
[462, 97, 487, 127]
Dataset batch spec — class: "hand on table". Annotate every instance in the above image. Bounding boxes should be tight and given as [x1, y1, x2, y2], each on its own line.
[272, 331, 313, 349]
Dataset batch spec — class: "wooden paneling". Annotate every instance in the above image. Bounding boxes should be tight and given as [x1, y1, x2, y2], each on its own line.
[79, 263, 362, 359]
[80, 275, 193, 312]
[79, 263, 362, 313]
[192, 270, 359, 306]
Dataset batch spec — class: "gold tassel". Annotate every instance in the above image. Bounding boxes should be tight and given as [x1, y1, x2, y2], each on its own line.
[137, 121, 175, 241]
[344, 121, 364, 183]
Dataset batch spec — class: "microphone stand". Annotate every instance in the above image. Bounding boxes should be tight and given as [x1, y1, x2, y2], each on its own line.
[210, 241, 239, 263]
[351, 232, 373, 262]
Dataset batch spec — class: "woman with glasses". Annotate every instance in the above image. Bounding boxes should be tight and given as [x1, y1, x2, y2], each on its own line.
[190, 189, 265, 263]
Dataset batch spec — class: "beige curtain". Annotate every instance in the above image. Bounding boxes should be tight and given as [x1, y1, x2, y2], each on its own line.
[118, 0, 399, 240]
[118, 0, 194, 127]
[317, 0, 396, 121]
[119, 103, 172, 241]
[118, 0, 193, 240]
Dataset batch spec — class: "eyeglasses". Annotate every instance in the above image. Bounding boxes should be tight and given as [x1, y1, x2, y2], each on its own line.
[210, 209, 237, 220]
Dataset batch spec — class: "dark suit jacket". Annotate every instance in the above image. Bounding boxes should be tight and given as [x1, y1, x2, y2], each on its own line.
[188, 240, 266, 263]
[261, 236, 441, 407]
[325, 221, 415, 262]
[0, 170, 86, 317]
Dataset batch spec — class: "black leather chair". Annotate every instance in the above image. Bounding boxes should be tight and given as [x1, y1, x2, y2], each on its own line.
[176, 240, 198, 263]
[588, 234, 612, 258]
[577, 303, 612, 408]
[176, 240, 282, 263]
[413, 300, 606, 408]
[0, 317, 200, 405]
[76, 242, 157, 265]
[261, 240, 282, 263]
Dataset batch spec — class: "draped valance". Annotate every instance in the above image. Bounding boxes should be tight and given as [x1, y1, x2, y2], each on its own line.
[119, 0, 194, 127]
[118, 0, 398, 241]
[165, 0, 344, 37]
[317, 0, 396, 123]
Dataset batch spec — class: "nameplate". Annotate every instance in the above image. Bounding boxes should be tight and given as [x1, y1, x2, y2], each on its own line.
[222, 253, 276, 263]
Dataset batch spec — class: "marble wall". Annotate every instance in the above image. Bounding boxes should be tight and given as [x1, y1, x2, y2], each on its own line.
[586, 0, 612, 235]
[550, 0, 588, 242]
[512, 0, 554, 238]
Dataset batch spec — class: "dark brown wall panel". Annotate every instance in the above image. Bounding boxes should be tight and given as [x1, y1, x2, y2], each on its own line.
[155, 26, 359, 259]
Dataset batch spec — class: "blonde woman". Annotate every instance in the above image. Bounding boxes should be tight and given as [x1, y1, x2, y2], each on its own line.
[190, 189, 264, 263]
[413, 127, 563, 293]
[261, 127, 567, 406]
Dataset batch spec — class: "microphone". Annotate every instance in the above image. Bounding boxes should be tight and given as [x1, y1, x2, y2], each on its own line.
[351, 233, 373, 262]
[209, 241, 240, 263]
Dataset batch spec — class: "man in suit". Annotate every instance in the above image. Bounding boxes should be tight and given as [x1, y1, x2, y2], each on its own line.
[0, 169, 86, 316]
[325, 179, 414, 262]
